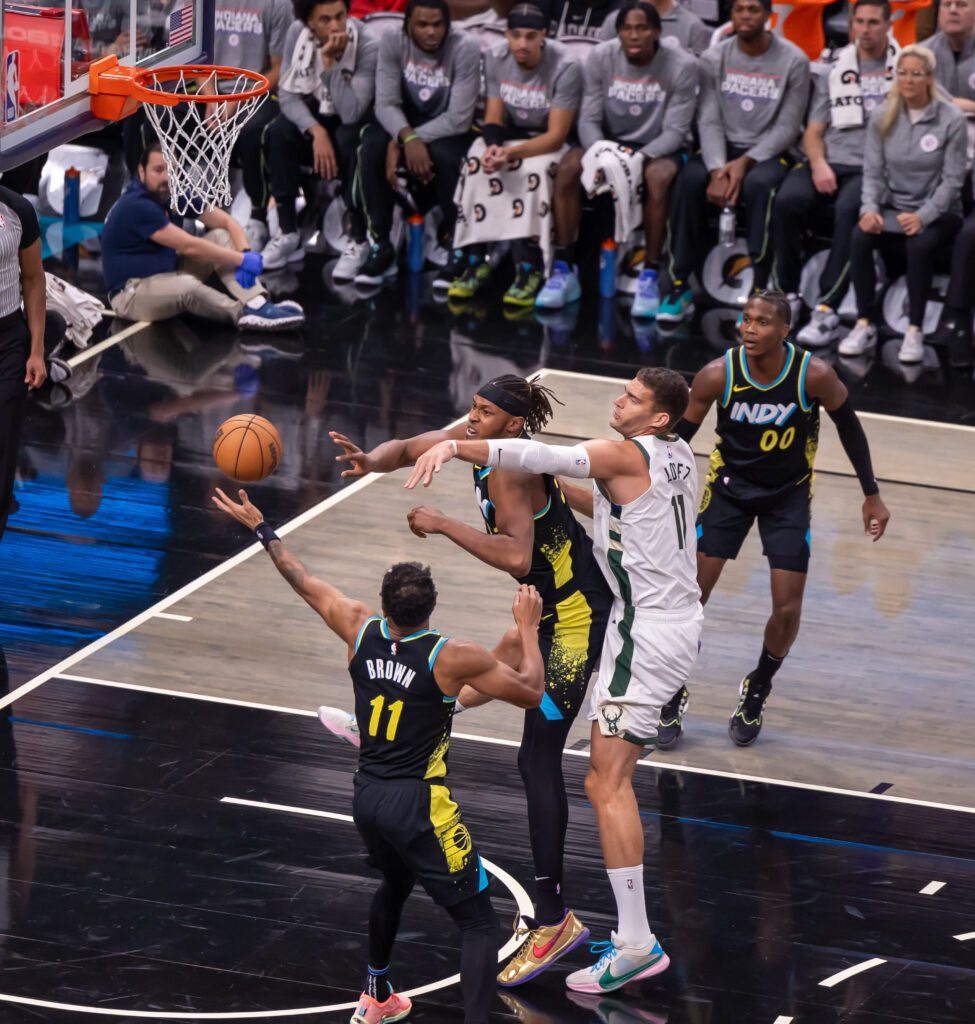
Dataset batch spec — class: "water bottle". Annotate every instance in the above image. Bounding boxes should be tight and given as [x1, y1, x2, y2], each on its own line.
[63, 167, 81, 224]
[599, 239, 617, 298]
[719, 206, 736, 247]
[407, 214, 425, 272]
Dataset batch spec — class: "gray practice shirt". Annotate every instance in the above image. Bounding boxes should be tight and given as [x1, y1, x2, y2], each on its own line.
[599, 2, 711, 56]
[213, 0, 293, 92]
[484, 40, 582, 138]
[808, 54, 890, 167]
[375, 29, 481, 143]
[698, 33, 810, 170]
[278, 19, 378, 132]
[860, 98, 968, 225]
[927, 31, 975, 101]
[579, 38, 698, 157]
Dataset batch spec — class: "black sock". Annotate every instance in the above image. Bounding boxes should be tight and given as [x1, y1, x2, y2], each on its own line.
[534, 877, 566, 926]
[646, 259, 660, 272]
[555, 243, 576, 265]
[277, 201, 298, 235]
[366, 966, 392, 1001]
[750, 645, 784, 691]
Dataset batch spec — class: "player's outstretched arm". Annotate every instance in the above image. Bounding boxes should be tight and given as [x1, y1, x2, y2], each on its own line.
[435, 586, 545, 709]
[404, 436, 642, 489]
[212, 488, 373, 648]
[675, 358, 726, 442]
[329, 425, 468, 478]
[805, 359, 890, 542]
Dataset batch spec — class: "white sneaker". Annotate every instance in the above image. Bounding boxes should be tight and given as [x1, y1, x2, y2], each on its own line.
[244, 218, 269, 252]
[838, 319, 878, 356]
[565, 932, 670, 994]
[898, 325, 925, 364]
[797, 305, 842, 347]
[317, 706, 360, 748]
[261, 231, 305, 271]
[333, 239, 369, 282]
[785, 292, 802, 325]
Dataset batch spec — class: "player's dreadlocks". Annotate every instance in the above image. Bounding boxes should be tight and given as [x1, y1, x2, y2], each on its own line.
[489, 375, 564, 435]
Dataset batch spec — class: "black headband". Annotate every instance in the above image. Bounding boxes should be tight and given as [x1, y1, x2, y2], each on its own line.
[477, 380, 531, 418]
[508, 3, 547, 29]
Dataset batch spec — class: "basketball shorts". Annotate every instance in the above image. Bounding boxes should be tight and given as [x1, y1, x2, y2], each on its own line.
[588, 601, 704, 747]
[536, 587, 610, 723]
[353, 773, 488, 908]
[697, 478, 813, 573]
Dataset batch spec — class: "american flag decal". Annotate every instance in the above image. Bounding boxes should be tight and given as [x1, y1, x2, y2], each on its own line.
[168, 4, 194, 45]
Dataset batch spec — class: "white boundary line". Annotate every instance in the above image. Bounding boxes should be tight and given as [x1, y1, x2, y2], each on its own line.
[954, 931, 975, 941]
[0, 803, 532, 1020]
[920, 880, 947, 895]
[818, 958, 887, 988]
[68, 321, 151, 367]
[33, 672, 975, 816]
[154, 612, 193, 623]
[538, 368, 975, 433]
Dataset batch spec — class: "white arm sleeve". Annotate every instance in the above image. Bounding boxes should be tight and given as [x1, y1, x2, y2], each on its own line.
[485, 438, 592, 478]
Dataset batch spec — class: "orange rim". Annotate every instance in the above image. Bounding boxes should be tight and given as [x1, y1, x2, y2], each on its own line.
[130, 65, 270, 106]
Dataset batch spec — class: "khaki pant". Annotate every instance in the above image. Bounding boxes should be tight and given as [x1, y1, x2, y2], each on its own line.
[110, 229, 265, 325]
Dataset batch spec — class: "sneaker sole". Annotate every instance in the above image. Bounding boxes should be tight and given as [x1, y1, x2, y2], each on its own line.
[238, 319, 306, 332]
[655, 727, 682, 752]
[566, 951, 670, 994]
[631, 305, 659, 320]
[354, 268, 399, 286]
[728, 718, 762, 747]
[497, 926, 590, 989]
[535, 289, 581, 310]
[656, 304, 694, 324]
[350, 1004, 412, 1024]
[898, 352, 924, 364]
[503, 295, 541, 308]
[261, 250, 304, 272]
[318, 706, 360, 748]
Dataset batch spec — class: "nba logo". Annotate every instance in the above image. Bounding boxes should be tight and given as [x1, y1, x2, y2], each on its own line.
[4, 51, 20, 124]
[391, 642, 397, 656]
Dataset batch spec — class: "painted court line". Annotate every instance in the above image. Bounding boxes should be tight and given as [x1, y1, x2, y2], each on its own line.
[154, 612, 193, 622]
[67, 320, 151, 367]
[819, 958, 887, 988]
[220, 796, 354, 823]
[31, 673, 975, 817]
[920, 880, 947, 895]
[772, 1017, 794, 1024]
[954, 932, 975, 942]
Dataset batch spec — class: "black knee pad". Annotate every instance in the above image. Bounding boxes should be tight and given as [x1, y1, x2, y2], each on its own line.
[448, 891, 498, 934]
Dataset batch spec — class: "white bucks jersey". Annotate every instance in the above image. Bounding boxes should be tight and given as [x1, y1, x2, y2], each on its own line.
[592, 434, 701, 612]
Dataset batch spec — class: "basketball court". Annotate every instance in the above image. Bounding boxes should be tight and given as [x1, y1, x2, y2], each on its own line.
[2, 2, 975, 1021]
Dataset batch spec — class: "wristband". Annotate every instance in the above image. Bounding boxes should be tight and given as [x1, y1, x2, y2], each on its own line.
[254, 521, 279, 550]
[449, 440, 458, 455]
[401, 133, 419, 145]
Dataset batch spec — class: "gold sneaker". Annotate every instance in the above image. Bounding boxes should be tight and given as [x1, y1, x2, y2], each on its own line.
[497, 910, 590, 987]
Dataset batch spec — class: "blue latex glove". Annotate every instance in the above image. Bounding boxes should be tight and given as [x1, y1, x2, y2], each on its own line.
[235, 250, 263, 289]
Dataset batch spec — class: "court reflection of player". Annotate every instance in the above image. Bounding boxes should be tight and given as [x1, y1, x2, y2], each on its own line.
[213, 486, 546, 1024]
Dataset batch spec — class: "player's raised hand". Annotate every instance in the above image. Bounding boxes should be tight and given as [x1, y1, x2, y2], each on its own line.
[512, 584, 542, 632]
[330, 431, 370, 477]
[404, 440, 456, 489]
[862, 494, 890, 542]
[407, 506, 445, 538]
[212, 487, 264, 530]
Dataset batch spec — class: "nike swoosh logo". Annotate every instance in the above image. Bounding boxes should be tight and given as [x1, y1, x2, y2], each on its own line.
[541, 613, 555, 621]
[732, 385, 751, 393]
[532, 917, 569, 959]
[600, 951, 664, 989]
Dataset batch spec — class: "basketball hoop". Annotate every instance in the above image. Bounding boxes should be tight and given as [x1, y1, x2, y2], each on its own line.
[89, 55, 269, 215]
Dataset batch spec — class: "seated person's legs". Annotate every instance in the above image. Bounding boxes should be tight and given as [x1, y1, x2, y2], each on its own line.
[630, 154, 682, 318]
[740, 156, 789, 291]
[934, 209, 975, 367]
[354, 124, 401, 284]
[658, 155, 709, 323]
[536, 148, 584, 309]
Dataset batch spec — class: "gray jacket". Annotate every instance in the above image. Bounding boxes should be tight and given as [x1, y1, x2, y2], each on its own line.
[926, 31, 975, 101]
[579, 39, 698, 157]
[278, 20, 378, 133]
[860, 98, 968, 226]
[697, 33, 809, 170]
[375, 29, 481, 143]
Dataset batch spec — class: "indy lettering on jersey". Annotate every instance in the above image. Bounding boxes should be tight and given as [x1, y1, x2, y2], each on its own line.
[729, 401, 797, 426]
[364, 658, 417, 688]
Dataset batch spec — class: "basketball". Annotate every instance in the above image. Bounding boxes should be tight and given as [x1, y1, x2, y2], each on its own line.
[212, 415, 283, 482]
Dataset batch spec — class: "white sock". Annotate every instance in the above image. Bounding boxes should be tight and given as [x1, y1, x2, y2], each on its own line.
[606, 865, 653, 949]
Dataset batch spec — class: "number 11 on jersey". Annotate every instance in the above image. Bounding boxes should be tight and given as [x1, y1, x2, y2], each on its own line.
[671, 494, 687, 549]
[368, 695, 405, 740]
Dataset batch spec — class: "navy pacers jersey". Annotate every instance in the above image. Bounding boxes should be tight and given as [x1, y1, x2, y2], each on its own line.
[349, 617, 454, 781]
[706, 342, 820, 501]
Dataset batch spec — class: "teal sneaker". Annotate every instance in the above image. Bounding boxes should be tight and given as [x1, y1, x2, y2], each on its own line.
[565, 933, 670, 994]
[535, 261, 582, 309]
[630, 269, 660, 319]
[656, 286, 695, 324]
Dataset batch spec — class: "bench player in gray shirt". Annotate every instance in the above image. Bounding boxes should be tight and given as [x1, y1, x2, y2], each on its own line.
[354, 0, 480, 285]
[772, 0, 895, 348]
[537, 1, 698, 315]
[839, 45, 967, 366]
[660, 0, 808, 324]
[599, 0, 711, 57]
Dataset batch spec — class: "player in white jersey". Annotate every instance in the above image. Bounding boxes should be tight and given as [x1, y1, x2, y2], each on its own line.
[406, 367, 702, 997]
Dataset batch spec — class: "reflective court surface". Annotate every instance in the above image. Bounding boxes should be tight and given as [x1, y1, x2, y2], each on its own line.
[2, 259, 975, 1023]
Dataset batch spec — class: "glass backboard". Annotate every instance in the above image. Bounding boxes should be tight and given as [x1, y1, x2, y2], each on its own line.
[0, 0, 213, 169]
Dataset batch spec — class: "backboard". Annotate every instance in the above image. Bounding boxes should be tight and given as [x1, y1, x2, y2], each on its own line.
[0, 0, 214, 170]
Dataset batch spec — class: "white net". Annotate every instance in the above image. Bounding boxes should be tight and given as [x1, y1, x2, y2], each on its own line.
[140, 68, 267, 216]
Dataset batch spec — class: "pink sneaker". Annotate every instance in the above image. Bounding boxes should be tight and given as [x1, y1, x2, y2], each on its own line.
[318, 705, 360, 748]
[349, 989, 412, 1024]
